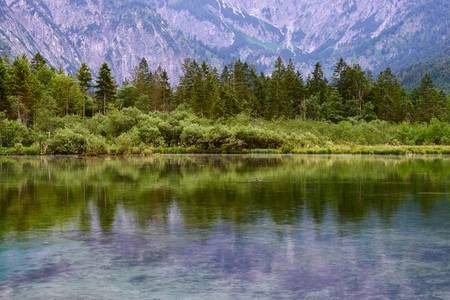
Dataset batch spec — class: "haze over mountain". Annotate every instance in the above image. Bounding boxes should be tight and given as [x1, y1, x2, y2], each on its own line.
[0, 0, 449, 81]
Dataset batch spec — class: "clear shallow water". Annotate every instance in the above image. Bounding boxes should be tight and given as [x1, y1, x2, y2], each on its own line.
[0, 155, 450, 299]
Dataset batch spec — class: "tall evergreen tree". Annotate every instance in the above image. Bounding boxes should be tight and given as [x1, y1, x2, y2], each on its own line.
[268, 57, 287, 118]
[307, 62, 328, 99]
[413, 74, 447, 122]
[95, 62, 116, 114]
[151, 66, 173, 112]
[77, 63, 93, 92]
[284, 59, 305, 118]
[0, 58, 9, 116]
[206, 68, 223, 118]
[49, 73, 83, 116]
[31, 52, 47, 72]
[77, 63, 93, 117]
[371, 68, 411, 122]
[9, 55, 41, 124]
[176, 59, 199, 107]
[332, 58, 349, 89]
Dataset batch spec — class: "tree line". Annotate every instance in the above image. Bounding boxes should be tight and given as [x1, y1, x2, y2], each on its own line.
[0, 53, 448, 127]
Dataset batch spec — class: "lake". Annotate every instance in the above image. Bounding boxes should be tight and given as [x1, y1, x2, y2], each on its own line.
[0, 155, 450, 299]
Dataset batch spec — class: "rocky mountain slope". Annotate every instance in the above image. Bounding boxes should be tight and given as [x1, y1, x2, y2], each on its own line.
[0, 0, 449, 82]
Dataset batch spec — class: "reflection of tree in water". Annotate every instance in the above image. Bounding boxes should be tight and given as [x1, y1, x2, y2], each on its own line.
[0, 156, 449, 236]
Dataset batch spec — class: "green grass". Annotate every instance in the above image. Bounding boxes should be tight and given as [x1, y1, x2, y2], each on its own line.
[3, 145, 450, 156]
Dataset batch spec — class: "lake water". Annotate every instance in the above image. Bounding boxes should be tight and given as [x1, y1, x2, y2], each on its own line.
[0, 155, 450, 299]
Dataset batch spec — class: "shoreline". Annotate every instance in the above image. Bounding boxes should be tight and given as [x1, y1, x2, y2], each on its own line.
[3, 145, 450, 156]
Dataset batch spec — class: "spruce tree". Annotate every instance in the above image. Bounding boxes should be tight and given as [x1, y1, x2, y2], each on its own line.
[132, 58, 153, 100]
[49, 73, 84, 116]
[206, 69, 223, 118]
[77, 63, 93, 117]
[307, 62, 328, 99]
[371, 68, 410, 122]
[284, 59, 305, 118]
[413, 74, 446, 122]
[151, 66, 172, 112]
[31, 52, 47, 72]
[268, 57, 287, 118]
[176, 59, 199, 107]
[9, 55, 41, 124]
[95, 62, 116, 114]
[77, 63, 93, 92]
[0, 58, 9, 116]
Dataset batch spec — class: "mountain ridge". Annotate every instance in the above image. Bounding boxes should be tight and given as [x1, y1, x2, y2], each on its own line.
[0, 0, 449, 81]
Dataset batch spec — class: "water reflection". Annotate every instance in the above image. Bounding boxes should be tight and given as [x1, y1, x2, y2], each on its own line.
[0, 156, 450, 299]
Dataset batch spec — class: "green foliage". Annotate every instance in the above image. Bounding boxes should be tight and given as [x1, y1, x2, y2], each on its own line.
[48, 73, 83, 116]
[47, 128, 87, 154]
[116, 127, 141, 153]
[95, 62, 116, 114]
[136, 119, 165, 146]
[399, 53, 450, 93]
[0, 119, 34, 147]
[106, 107, 141, 137]
[0, 53, 449, 155]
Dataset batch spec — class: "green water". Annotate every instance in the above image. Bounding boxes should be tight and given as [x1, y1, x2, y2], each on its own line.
[0, 155, 450, 299]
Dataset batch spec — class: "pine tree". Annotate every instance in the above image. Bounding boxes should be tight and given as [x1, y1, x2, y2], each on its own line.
[176, 59, 199, 107]
[9, 55, 41, 124]
[307, 62, 328, 99]
[206, 69, 223, 118]
[30, 52, 54, 85]
[232, 60, 249, 112]
[95, 62, 116, 114]
[371, 68, 411, 122]
[49, 73, 84, 116]
[0, 58, 9, 116]
[284, 59, 305, 118]
[268, 57, 287, 118]
[306, 63, 328, 119]
[332, 58, 349, 89]
[151, 66, 172, 112]
[413, 74, 446, 122]
[77, 63, 93, 92]
[132, 58, 153, 99]
[31, 52, 47, 72]
[77, 63, 93, 117]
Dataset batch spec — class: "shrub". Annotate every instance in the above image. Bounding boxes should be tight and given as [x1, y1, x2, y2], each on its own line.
[180, 124, 208, 147]
[200, 125, 233, 151]
[85, 114, 109, 136]
[419, 119, 450, 145]
[157, 120, 183, 146]
[116, 127, 141, 153]
[106, 108, 142, 137]
[86, 135, 108, 155]
[47, 128, 87, 154]
[136, 120, 165, 146]
[0, 120, 35, 147]
[233, 126, 283, 149]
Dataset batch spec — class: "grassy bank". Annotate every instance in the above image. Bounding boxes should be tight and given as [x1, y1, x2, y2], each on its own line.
[3, 145, 450, 156]
[3, 108, 450, 155]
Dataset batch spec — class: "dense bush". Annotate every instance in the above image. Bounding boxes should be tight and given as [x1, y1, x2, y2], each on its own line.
[233, 126, 284, 149]
[0, 120, 34, 147]
[3, 109, 450, 155]
[47, 128, 87, 154]
[136, 119, 165, 146]
[116, 127, 141, 153]
[106, 107, 142, 137]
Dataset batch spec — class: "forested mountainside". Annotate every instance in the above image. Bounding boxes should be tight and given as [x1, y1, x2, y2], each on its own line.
[399, 52, 450, 92]
[1, 0, 449, 81]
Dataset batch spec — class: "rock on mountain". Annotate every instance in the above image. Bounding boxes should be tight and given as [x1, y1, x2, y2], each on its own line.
[0, 0, 449, 82]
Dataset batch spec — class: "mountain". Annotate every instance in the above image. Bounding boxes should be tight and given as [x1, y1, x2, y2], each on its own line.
[398, 51, 450, 92]
[0, 0, 449, 82]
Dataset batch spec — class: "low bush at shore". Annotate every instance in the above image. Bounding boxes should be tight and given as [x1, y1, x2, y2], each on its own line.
[2, 108, 450, 155]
